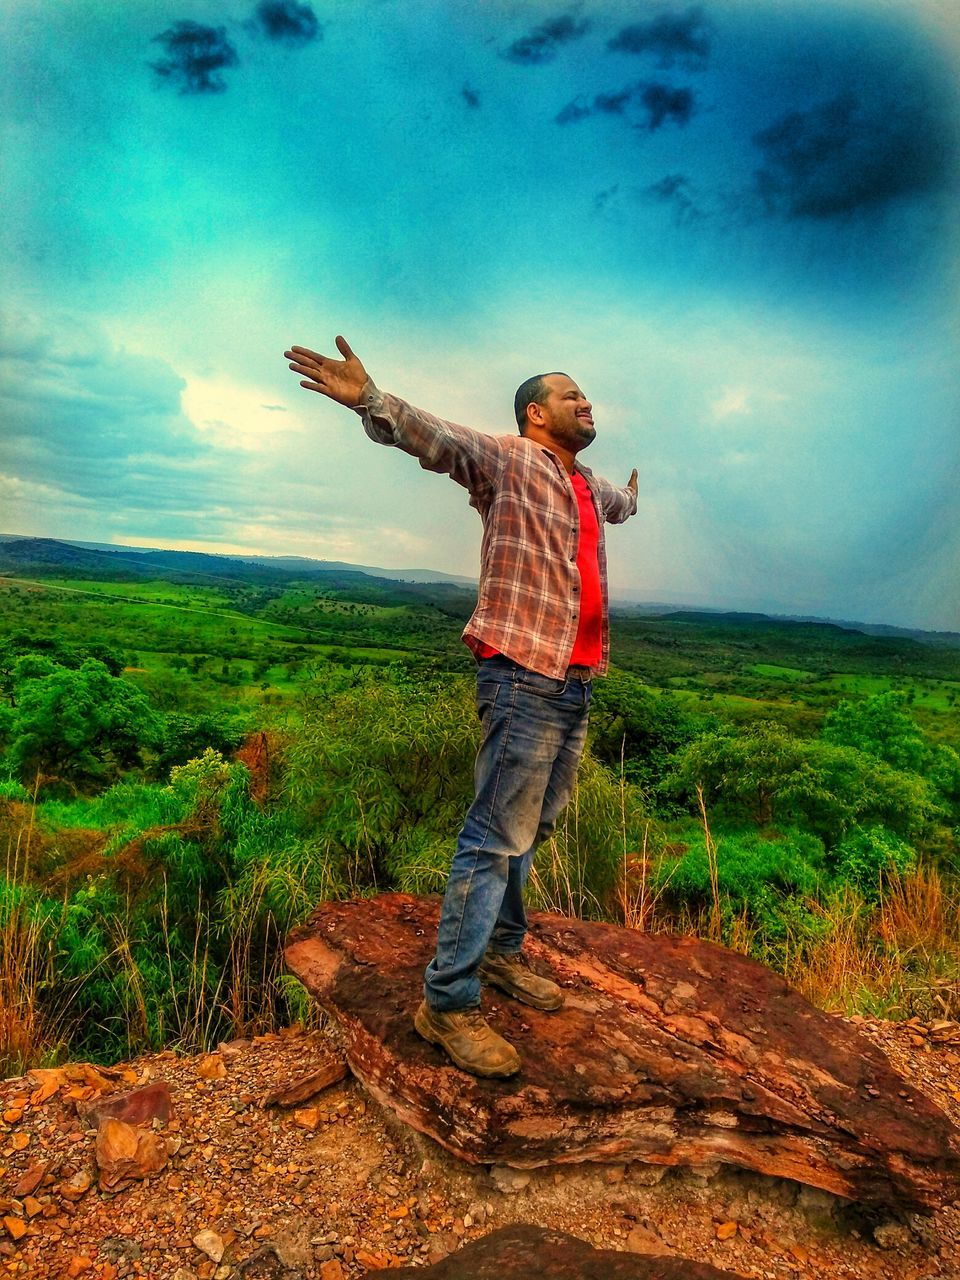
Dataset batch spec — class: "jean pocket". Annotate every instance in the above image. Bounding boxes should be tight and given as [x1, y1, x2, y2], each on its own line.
[476, 676, 502, 727]
[515, 670, 568, 699]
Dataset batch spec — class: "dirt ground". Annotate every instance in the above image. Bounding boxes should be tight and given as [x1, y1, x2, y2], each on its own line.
[1, 1015, 959, 1280]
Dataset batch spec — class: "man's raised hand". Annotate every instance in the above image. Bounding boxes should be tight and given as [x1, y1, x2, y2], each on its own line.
[627, 468, 638, 497]
[284, 336, 368, 408]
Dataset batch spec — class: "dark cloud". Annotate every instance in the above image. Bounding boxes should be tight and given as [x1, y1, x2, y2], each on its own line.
[151, 21, 239, 95]
[504, 14, 589, 65]
[594, 89, 632, 115]
[752, 91, 955, 219]
[608, 7, 711, 70]
[555, 99, 592, 126]
[644, 173, 701, 222]
[640, 83, 695, 131]
[248, 1, 321, 47]
[462, 86, 480, 109]
[556, 82, 695, 132]
[593, 184, 619, 212]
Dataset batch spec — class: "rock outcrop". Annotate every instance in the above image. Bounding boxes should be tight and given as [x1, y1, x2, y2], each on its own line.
[389, 1224, 737, 1278]
[285, 893, 960, 1212]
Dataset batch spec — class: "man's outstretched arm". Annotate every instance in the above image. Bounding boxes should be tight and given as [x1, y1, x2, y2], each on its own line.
[594, 467, 639, 524]
[285, 336, 368, 407]
[284, 336, 502, 493]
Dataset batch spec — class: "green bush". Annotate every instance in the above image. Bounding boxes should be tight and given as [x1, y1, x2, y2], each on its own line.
[832, 825, 917, 899]
[665, 721, 942, 843]
[656, 826, 826, 936]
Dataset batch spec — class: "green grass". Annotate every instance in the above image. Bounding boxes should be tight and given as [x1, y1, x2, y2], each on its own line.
[818, 673, 960, 711]
[750, 662, 816, 681]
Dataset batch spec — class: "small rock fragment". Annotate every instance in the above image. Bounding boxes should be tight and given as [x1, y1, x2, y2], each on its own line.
[489, 1166, 530, 1194]
[873, 1222, 912, 1251]
[625, 1225, 672, 1256]
[58, 1171, 93, 1201]
[13, 1163, 48, 1198]
[95, 1118, 169, 1189]
[197, 1055, 227, 1081]
[194, 1229, 225, 1262]
[80, 1081, 173, 1129]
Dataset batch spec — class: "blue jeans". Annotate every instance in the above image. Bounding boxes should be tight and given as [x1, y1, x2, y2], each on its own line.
[424, 656, 592, 1012]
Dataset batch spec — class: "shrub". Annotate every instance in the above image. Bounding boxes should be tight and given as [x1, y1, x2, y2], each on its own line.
[655, 826, 826, 937]
[832, 825, 917, 899]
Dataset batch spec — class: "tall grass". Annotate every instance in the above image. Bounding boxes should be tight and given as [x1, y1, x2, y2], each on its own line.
[0, 807, 70, 1075]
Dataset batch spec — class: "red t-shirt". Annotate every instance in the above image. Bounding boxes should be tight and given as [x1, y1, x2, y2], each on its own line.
[476, 469, 603, 670]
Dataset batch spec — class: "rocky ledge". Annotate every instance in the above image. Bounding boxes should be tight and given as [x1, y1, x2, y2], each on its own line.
[284, 893, 960, 1213]
[388, 1223, 737, 1278]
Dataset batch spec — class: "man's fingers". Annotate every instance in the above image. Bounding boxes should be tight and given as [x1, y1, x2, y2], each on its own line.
[288, 361, 323, 381]
[627, 468, 638, 492]
[335, 334, 357, 362]
[285, 345, 327, 364]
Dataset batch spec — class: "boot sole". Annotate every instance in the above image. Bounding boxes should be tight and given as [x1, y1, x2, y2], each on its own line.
[477, 968, 565, 1012]
[414, 1005, 521, 1079]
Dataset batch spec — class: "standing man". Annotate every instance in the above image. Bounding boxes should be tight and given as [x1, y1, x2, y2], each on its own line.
[285, 336, 637, 1078]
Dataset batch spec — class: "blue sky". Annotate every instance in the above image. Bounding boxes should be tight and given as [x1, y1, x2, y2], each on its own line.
[2, 0, 958, 630]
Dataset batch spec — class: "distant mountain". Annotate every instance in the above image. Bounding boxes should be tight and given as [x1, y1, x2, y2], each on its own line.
[0, 534, 475, 589]
[1, 533, 957, 649]
[648, 609, 960, 650]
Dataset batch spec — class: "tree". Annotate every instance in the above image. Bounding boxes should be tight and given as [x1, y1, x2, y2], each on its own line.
[589, 669, 699, 793]
[7, 659, 162, 787]
[823, 691, 926, 772]
[665, 720, 941, 844]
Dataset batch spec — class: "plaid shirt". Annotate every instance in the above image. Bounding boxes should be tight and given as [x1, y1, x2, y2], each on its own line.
[354, 381, 637, 679]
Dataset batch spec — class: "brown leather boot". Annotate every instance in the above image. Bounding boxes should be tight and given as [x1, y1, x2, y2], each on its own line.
[477, 949, 564, 1011]
[414, 1001, 521, 1078]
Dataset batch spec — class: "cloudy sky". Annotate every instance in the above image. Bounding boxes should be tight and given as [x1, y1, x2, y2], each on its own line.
[2, 0, 958, 630]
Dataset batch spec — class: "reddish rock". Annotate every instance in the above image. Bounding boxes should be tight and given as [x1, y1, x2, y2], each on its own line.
[387, 1224, 735, 1278]
[13, 1163, 48, 1198]
[261, 1057, 347, 1108]
[79, 1081, 172, 1129]
[284, 893, 960, 1212]
[94, 1118, 170, 1190]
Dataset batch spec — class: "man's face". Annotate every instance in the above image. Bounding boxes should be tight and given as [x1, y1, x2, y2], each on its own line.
[535, 374, 596, 451]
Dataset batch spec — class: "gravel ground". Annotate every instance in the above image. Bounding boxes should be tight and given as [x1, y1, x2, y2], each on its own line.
[1, 1016, 958, 1279]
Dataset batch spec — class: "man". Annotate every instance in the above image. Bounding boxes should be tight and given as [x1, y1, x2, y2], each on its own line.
[285, 336, 637, 1078]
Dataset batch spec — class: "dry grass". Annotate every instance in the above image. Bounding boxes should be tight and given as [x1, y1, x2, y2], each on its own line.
[0, 809, 67, 1075]
[614, 788, 960, 1020]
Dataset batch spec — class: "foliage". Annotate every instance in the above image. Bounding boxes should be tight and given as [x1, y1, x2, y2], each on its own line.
[833, 825, 917, 899]
[665, 720, 943, 843]
[589, 668, 702, 794]
[823, 690, 928, 772]
[656, 826, 826, 936]
[1, 560, 959, 1063]
[154, 712, 248, 778]
[5, 659, 163, 788]
[282, 669, 482, 894]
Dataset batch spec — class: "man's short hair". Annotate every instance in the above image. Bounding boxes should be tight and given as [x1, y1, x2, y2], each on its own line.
[514, 372, 570, 432]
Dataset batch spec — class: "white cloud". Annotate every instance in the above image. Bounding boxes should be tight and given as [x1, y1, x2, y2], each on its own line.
[181, 375, 308, 453]
[710, 387, 752, 420]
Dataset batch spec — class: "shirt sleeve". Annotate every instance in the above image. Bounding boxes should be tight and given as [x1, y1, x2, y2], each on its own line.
[353, 379, 503, 496]
[591, 473, 638, 524]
